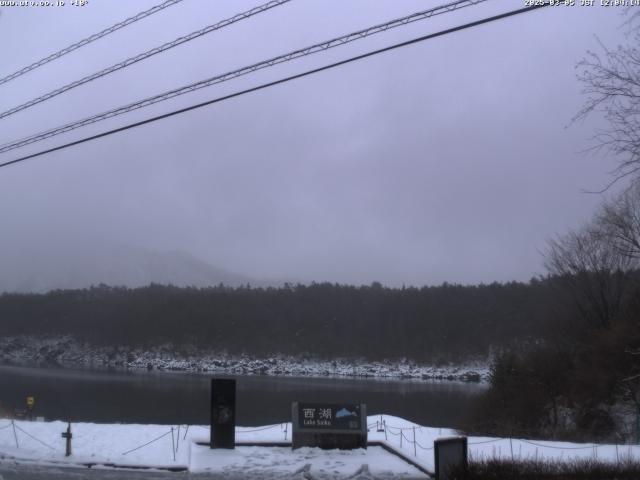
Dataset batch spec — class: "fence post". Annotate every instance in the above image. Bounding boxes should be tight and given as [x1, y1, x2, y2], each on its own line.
[509, 437, 514, 461]
[171, 427, 176, 461]
[413, 426, 416, 457]
[384, 421, 387, 441]
[11, 420, 19, 448]
[400, 429, 403, 448]
[62, 422, 72, 456]
[176, 425, 180, 453]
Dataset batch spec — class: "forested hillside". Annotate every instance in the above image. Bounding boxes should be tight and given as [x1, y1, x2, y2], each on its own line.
[0, 280, 568, 362]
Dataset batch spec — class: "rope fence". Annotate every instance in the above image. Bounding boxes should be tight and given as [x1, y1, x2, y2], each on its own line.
[521, 439, 597, 450]
[414, 439, 434, 451]
[382, 422, 425, 433]
[12, 421, 55, 450]
[121, 429, 173, 456]
[236, 424, 281, 433]
[375, 418, 640, 463]
[193, 422, 290, 440]
[469, 438, 504, 445]
[385, 423, 415, 431]
[2, 417, 640, 466]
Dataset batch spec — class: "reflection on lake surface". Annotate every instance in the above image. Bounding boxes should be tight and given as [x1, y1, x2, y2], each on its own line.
[0, 365, 486, 427]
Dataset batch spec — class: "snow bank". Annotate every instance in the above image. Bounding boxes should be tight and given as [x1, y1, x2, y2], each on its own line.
[1, 415, 639, 477]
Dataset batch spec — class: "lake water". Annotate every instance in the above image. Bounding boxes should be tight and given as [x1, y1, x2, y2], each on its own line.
[0, 365, 486, 428]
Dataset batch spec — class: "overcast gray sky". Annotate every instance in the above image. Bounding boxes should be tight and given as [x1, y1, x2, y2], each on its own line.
[0, 0, 633, 288]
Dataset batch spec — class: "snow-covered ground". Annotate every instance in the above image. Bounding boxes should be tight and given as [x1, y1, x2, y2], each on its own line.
[0, 335, 489, 382]
[1, 415, 638, 478]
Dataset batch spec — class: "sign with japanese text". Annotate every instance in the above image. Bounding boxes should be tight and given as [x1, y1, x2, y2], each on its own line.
[297, 403, 361, 431]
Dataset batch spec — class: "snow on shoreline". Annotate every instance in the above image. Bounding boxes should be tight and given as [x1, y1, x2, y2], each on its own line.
[1, 415, 638, 477]
[0, 335, 490, 382]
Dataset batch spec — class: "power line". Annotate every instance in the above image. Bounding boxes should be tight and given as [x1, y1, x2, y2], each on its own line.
[0, 0, 486, 153]
[0, 0, 185, 86]
[0, 0, 292, 121]
[0, 2, 550, 170]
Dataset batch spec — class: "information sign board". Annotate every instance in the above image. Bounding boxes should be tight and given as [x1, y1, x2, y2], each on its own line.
[292, 402, 367, 449]
[297, 403, 362, 431]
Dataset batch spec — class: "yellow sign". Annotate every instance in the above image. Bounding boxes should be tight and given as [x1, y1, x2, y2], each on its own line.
[26, 396, 34, 407]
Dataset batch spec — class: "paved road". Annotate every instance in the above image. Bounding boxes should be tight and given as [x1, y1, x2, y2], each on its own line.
[0, 464, 228, 480]
[0, 462, 429, 479]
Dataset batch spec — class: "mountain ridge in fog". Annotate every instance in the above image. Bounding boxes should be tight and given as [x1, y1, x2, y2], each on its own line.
[0, 244, 281, 293]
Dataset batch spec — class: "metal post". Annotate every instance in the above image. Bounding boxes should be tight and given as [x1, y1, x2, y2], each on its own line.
[510, 437, 514, 461]
[11, 420, 19, 448]
[171, 427, 176, 461]
[412, 426, 416, 457]
[383, 421, 387, 441]
[176, 425, 180, 453]
[61, 422, 72, 456]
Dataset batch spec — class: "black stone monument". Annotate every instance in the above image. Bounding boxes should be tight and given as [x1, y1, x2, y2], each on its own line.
[210, 378, 236, 449]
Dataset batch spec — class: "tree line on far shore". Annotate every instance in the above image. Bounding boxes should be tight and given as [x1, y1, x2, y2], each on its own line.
[0, 278, 565, 363]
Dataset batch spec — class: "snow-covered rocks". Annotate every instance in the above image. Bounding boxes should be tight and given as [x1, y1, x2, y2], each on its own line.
[0, 335, 490, 382]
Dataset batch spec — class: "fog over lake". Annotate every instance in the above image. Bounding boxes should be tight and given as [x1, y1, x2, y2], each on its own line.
[0, 1, 630, 290]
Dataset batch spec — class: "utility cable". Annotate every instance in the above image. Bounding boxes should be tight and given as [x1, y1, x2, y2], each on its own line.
[0, 0, 292, 120]
[0, 0, 486, 152]
[0, 3, 550, 170]
[0, 0, 185, 86]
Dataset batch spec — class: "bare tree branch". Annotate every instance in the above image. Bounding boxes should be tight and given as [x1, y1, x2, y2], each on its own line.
[574, 18, 640, 186]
